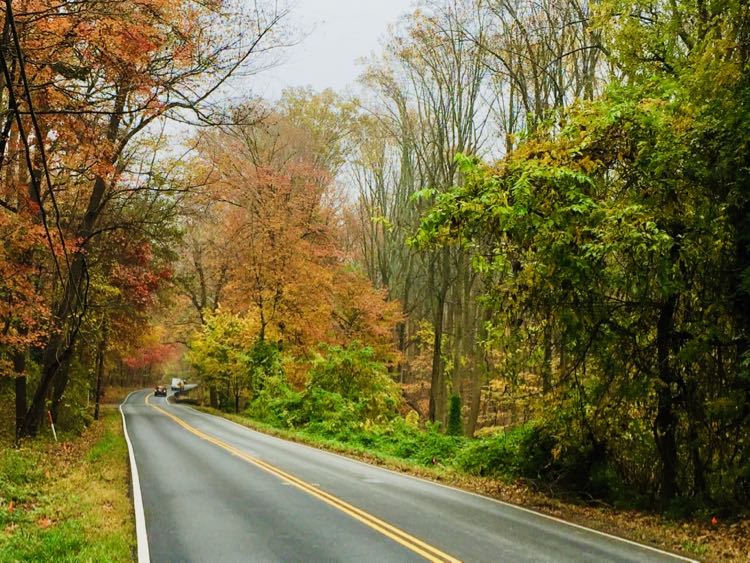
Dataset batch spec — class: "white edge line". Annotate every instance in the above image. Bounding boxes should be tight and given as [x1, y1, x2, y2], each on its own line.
[178, 403, 697, 563]
[120, 391, 150, 563]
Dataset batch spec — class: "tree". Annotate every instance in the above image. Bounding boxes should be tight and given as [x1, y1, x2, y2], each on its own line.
[358, 0, 491, 426]
[187, 311, 256, 413]
[0, 0, 290, 436]
[416, 0, 750, 503]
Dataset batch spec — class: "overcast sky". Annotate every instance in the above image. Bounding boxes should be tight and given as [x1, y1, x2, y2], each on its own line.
[258, 0, 413, 99]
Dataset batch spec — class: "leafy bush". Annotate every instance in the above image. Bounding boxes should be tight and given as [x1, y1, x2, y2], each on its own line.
[455, 423, 553, 479]
[339, 418, 462, 466]
[300, 388, 361, 436]
[308, 343, 401, 422]
[248, 380, 367, 436]
[245, 376, 303, 428]
[248, 339, 283, 393]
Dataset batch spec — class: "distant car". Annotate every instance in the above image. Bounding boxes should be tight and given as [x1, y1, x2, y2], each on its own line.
[154, 385, 167, 397]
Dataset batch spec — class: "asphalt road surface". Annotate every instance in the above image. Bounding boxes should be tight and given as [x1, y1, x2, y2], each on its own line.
[121, 390, 695, 563]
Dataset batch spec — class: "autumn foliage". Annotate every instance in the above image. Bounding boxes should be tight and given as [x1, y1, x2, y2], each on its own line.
[0, 0, 289, 436]
[183, 94, 403, 410]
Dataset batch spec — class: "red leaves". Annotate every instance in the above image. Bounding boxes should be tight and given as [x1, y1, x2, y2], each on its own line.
[107, 238, 171, 310]
[123, 342, 178, 371]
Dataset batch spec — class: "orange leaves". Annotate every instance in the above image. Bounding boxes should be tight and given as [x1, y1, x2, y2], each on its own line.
[0, 212, 52, 364]
[330, 268, 404, 363]
[184, 118, 403, 361]
[36, 516, 53, 529]
[220, 160, 337, 343]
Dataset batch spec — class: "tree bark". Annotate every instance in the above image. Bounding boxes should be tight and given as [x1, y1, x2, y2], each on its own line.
[428, 249, 450, 424]
[654, 295, 679, 503]
[93, 321, 109, 421]
[13, 351, 25, 441]
[21, 85, 126, 436]
[49, 348, 75, 423]
[466, 368, 482, 437]
[542, 316, 552, 394]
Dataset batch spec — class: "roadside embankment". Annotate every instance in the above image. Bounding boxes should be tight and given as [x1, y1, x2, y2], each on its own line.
[0, 405, 135, 561]
[199, 406, 749, 562]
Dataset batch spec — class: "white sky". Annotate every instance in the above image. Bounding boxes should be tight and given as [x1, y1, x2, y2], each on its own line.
[259, 0, 414, 99]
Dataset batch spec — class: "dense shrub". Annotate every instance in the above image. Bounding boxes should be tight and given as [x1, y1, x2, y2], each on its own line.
[248, 340, 283, 393]
[325, 418, 463, 465]
[309, 343, 400, 422]
[245, 376, 303, 428]
[455, 423, 543, 478]
[248, 344, 400, 434]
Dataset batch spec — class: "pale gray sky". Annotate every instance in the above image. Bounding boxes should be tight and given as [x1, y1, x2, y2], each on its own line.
[260, 0, 413, 98]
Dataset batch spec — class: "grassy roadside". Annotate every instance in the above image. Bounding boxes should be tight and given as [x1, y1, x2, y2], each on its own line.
[0, 405, 135, 562]
[198, 406, 749, 562]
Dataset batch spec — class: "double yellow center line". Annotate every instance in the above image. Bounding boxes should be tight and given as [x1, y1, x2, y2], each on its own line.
[145, 395, 461, 563]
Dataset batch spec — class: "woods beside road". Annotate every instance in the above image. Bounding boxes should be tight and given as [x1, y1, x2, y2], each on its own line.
[1, 0, 750, 560]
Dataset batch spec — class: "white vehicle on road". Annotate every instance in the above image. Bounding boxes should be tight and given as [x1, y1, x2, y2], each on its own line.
[171, 378, 185, 391]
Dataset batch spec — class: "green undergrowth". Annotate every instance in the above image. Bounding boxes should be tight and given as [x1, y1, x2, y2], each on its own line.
[0, 407, 134, 562]
[201, 402, 544, 482]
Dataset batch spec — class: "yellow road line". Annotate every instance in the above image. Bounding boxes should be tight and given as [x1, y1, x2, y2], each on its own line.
[145, 394, 461, 563]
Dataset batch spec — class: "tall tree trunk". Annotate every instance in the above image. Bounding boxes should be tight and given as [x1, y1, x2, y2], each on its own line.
[21, 85, 126, 436]
[49, 351, 73, 423]
[542, 315, 552, 393]
[428, 249, 450, 424]
[466, 367, 482, 437]
[93, 321, 109, 421]
[466, 305, 488, 437]
[654, 294, 679, 503]
[13, 351, 25, 441]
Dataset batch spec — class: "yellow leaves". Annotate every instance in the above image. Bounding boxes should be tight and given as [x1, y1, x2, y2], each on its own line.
[577, 155, 598, 174]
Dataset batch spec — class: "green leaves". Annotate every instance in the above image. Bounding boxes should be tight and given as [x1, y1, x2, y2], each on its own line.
[309, 343, 400, 422]
[413, 17, 750, 505]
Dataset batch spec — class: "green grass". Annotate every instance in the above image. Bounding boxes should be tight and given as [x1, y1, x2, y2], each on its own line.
[0, 407, 135, 562]
[681, 539, 709, 558]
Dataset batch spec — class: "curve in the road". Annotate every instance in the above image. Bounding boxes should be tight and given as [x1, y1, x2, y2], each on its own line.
[144, 394, 459, 563]
[120, 391, 150, 563]
[121, 390, 698, 563]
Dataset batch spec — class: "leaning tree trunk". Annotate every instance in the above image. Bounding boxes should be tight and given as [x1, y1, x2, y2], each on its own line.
[21, 86, 125, 436]
[22, 252, 87, 435]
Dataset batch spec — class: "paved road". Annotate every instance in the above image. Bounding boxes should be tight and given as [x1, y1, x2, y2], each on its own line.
[121, 390, 694, 563]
